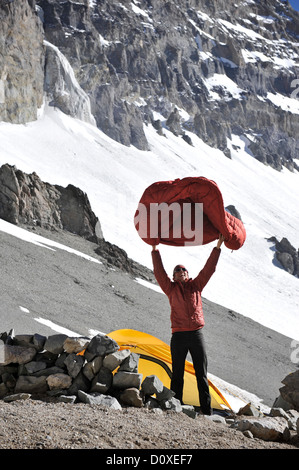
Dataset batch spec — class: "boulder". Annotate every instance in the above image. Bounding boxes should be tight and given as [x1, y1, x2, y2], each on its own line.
[112, 371, 143, 390]
[85, 334, 119, 359]
[63, 337, 90, 354]
[103, 349, 131, 371]
[46, 373, 72, 390]
[237, 417, 291, 442]
[15, 376, 48, 394]
[0, 344, 36, 366]
[119, 388, 143, 408]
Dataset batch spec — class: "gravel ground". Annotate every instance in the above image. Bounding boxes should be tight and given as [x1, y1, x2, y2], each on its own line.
[0, 398, 298, 451]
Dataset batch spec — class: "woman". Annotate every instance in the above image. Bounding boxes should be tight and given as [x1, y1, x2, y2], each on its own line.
[151, 234, 225, 415]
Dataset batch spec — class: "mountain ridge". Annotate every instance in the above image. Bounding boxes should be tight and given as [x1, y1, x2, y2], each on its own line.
[1, 0, 299, 170]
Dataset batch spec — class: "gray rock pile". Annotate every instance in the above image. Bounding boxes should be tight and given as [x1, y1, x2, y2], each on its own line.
[1, 328, 299, 445]
[0, 329, 183, 413]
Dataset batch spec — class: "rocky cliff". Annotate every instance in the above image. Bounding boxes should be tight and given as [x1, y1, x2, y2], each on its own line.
[1, 0, 299, 171]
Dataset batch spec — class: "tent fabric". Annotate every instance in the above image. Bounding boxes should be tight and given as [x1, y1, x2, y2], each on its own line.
[108, 329, 231, 411]
[134, 176, 246, 250]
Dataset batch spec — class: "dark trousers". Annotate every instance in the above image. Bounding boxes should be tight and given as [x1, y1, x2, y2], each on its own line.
[170, 329, 212, 414]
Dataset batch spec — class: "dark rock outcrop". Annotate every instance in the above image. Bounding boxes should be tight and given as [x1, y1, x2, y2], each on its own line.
[0, 163, 101, 242]
[268, 236, 299, 277]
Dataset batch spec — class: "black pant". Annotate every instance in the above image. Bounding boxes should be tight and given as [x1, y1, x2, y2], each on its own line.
[170, 329, 212, 414]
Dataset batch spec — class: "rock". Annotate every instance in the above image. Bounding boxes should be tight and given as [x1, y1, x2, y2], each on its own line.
[205, 414, 227, 425]
[78, 390, 122, 410]
[82, 356, 103, 381]
[119, 388, 143, 408]
[103, 349, 131, 371]
[182, 405, 197, 419]
[156, 386, 175, 402]
[118, 353, 139, 373]
[286, 410, 299, 431]
[15, 376, 48, 394]
[64, 353, 85, 378]
[90, 367, 113, 394]
[22, 361, 47, 375]
[3, 393, 31, 403]
[63, 337, 90, 354]
[46, 373, 72, 390]
[144, 396, 161, 410]
[279, 370, 299, 412]
[0, 344, 37, 366]
[57, 395, 77, 404]
[269, 407, 290, 421]
[237, 417, 291, 442]
[33, 366, 65, 377]
[237, 402, 263, 417]
[44, 334, 68, 355]
[160, 397, 182, 413]
[85, 334, 119, 359]
[141, 375, 164, 396]
[67, 371, 90, 396]
[0, 164, 102, 242]
[112, 371, 143, 390]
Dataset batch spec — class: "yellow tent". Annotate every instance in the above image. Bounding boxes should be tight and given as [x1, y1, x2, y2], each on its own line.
[108, 329, 231, 411]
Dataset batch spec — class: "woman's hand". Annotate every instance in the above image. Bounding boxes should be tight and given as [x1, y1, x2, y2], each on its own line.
[217, 234, 225, 249]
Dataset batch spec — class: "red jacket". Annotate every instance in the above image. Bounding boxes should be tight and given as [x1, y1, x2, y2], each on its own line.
[152, 248, 221, 333]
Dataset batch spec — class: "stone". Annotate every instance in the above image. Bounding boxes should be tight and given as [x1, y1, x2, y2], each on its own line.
[286, 410, 299, 431]
[119, 388, 143, 408]
[44, 334, 68, 355]
[237, 417, 291, 442]
[0, 344, 36, 366]
[182, 405, 197, 419]
[90, 367, 113, 394]
[86, 334, 119, 359]
[82, 356, 103, 381]
[0, 383, 7, 398]
[204, 414, 227, 425]
[103, 349, 131, 371]
[64, 353, 85, 378]
[57, 395, 77, 404]
[237, 402, 263, 417]
[3, 393, 31, 403]
[156, 386, 175, 402]
[160, 397, 182, 413]
[141, 375, 164, 396]
[112, 371, 143, 390]
[46, 373, 72, 390]
[280, 370, 299, 411]
[144, 396, 161, 410]
[33, 366, 65, 377]
[15, 375, 48, 394]
[22, 361, 47, 375]
[119, 353, 139, 372]
[67, 371, 90, 396]
[63, 336, 90, 354]
[2, 373, 16, 390]
[78, 390, 122, 410]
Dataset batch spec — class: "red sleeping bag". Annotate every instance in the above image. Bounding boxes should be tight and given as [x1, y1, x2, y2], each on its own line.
[134, 176, 246, 250]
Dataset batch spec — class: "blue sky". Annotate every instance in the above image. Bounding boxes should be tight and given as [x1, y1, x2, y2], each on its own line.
[289, 0, 299, 11]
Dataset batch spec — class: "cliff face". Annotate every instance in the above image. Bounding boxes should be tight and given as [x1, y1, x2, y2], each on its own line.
[1, 0, 299, 171]
[0, 0, 44, 123]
